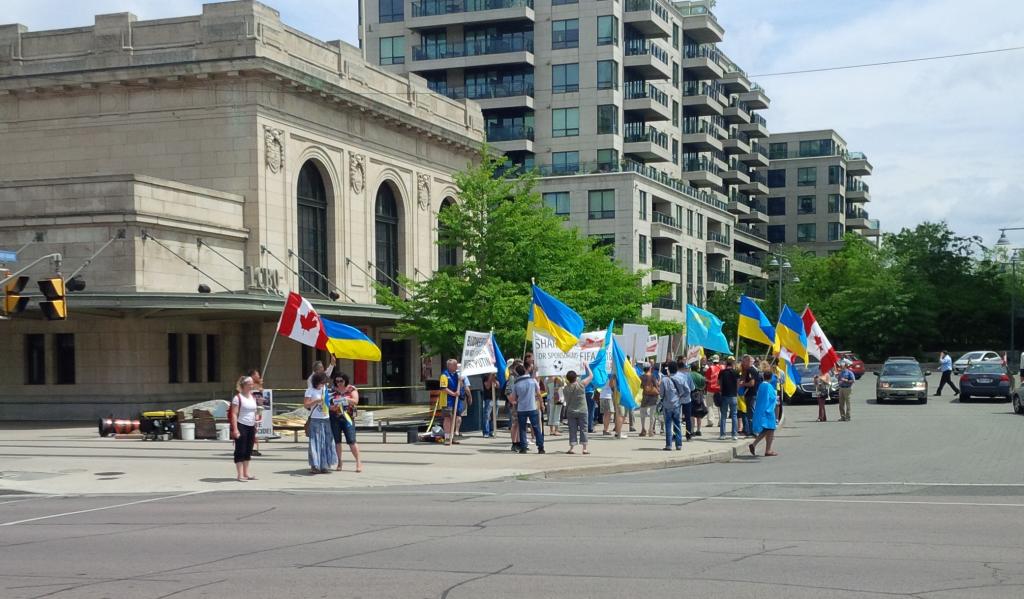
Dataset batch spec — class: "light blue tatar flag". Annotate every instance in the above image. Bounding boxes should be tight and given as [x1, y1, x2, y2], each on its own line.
[685, 304, 732, 355]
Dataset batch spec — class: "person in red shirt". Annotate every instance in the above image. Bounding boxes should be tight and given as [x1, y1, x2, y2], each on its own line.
[704, 354, 724, 428]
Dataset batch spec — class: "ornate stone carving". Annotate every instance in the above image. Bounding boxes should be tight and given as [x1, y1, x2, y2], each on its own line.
[349, 152, 365, 194]
[416, 173, 431, 210]
[263, 126, 284, 173]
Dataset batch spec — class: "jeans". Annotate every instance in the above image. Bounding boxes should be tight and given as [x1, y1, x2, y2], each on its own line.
[681, 401, 694, 437]
[482, 398, 494, 436]
[586, 392, 597, 432]
[719, 396, 738, 437]
[517, 410, 544, 450]
[567, 412, 588, 446]
[663, 406, 682, 448]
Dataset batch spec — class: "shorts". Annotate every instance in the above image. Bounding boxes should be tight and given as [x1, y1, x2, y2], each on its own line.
[600, 397, 615, 415]
[444, 401, 465, 415]
[329, 412, 356, 445]
[617, 404, 631, 417]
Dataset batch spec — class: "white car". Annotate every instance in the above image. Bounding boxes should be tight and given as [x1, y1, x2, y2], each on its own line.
[953, 351, 1003, 375]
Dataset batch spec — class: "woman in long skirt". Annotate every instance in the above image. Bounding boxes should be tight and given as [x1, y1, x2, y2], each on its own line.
[304, 372, 338, 474]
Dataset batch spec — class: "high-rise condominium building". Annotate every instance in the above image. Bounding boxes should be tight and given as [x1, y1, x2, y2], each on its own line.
[762, 130, 877, 256]
[363, 0, 773, 312]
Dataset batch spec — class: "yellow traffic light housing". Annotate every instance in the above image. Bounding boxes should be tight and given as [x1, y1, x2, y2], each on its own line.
[38, 277, 67, 320]
[3, 275, 29, 314]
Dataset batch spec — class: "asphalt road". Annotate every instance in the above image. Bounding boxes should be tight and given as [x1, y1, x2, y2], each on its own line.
[2, 373, 1023, 599]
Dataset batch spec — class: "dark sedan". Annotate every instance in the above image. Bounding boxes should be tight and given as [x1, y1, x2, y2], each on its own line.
[959, 363, 1014, 402]
[788, 362, 839, 403]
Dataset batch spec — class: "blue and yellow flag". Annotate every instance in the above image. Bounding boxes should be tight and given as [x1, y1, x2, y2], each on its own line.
[685, 304, 732, 355]
[589, 321, 614, 388]
[777, 350, 801, 398]
[528, 284, 585, 353]
[322, 318, 382, 361]
[611, 335, 642, 411]
[490, 333, 508, 388]
[738, 295, 776, 347]
[774, 305, 809, 364]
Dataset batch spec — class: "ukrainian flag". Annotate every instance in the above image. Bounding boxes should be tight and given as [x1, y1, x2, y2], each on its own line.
[528, 284, 585, 353]
[611, 335, 642, 411]
[322, 318, 382, 361]
[490, 333, 508, 388]
[589, 321, 614, 388]
[777, 348, 801, 398]
[738, 295, 776, 347]
[774, 304, 809, 364]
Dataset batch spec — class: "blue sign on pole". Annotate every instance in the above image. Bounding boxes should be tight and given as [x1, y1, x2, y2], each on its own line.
[0, 250, 17, 263]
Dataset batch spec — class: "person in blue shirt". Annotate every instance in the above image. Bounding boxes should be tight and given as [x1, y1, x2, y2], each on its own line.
[748, 360, 780, 457]
[438, 359, 462, 444]
[585, 380, 597, 433]
[837, 360, 857, 421]
[935, 350, 960, 397]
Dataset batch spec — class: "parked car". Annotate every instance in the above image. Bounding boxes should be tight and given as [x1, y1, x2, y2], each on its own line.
[959, 363, 1014, 402]
[1013, 387, 1024, 414]
[837, 351, 865, 379]
[788, 361, 839, 403]
[874, 359, 929, 404]
[953, 350, 1002, 375]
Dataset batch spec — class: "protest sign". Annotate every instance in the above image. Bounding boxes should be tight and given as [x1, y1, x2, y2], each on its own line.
[534, 330, 607, 376]
[460, 331, 497, 377]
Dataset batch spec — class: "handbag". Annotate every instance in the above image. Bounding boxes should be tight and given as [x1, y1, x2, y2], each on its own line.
[713, 392, 722, 408]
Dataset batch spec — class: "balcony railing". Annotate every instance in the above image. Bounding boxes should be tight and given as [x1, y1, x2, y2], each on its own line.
[848, 151, 869, 160]
[486, 125, 534, 142]
[749, 142, 768, 158]
[653, 297, 682, 310]
[733, 252, 763, 267]
[682, 118, 726, 139]
[683, 81, 724, 102]
[441, 80, 535, 100]
[709, 269, 729, 284]
[683, 43, 724, 66]
[735, 223, 767, 241]
[847, 178, 870, 192]
[746, 170, 767, 184]
[684, 156, 722, 175]
[652, 210, 680, 229]
[624, 80, 669, 106]
[625, 38, 669, 63]
[412, 0, 533, 18]
[708, 231, 730, 245]
[625, 0, 670, 21]
[413, 35, 534, 60]
[624, 122, 669, 148]
[846, 207, 869, 219]
[749, 113, 767, 127]
[744, 285, 766, 300]
[652, 254, 679, 273]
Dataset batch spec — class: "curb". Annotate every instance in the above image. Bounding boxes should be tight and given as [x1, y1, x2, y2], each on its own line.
[523, 443, 741, 480]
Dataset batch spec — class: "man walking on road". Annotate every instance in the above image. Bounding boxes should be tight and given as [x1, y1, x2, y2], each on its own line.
[935, 350, 960, 397]
[837, 360, 856, 421]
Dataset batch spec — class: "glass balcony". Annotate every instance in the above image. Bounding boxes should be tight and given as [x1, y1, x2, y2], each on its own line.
[412, 35, 534, 61]
[684, 156, 722, 175]
[486, 125, 534, 142]
[624, 122, 670, 148]
[652, 211, 680, 229]
[733, 252, 763, 267]
[847, 178, 870, 193]
[652, 253, 679, 273]
[708, 231, 730, 245]
[624, 38, 669, 64]
[624, 80, 669, 106]
[412, 0, 533, 18]
[625, 0, 671, 21]
[653, 297, 682, 310]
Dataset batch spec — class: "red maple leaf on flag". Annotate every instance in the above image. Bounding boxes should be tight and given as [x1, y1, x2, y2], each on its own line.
[299, 311, 319, 332]
[814, 335, 825, 350]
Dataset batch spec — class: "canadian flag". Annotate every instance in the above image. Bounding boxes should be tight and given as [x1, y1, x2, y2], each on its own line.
[802, 307, 840, 374]
[277, 292, 328, 349]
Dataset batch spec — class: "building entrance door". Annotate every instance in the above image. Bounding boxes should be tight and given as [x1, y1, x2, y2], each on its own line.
[380, 339, 410, 404]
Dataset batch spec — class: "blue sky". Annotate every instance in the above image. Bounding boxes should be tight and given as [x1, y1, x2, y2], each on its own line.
[4, 0, 1023, 246]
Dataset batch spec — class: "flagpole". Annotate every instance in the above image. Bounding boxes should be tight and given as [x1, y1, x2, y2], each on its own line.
[490, 328, 498, 436]
[261, 305, 286, 381]
[523, 277, 535, 361]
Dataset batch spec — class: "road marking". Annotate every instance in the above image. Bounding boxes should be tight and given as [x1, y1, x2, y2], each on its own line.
[540, 480, 1024, 487]
[0, 490, 208, 527]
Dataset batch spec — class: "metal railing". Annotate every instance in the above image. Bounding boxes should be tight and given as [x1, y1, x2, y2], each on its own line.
[707, 231, 730, 245]
[733, 252, 763, 267]
[413, 35, 534, 60]
[846, 207, 869, 219]
[653, 297, 682, 310]
[683, 43, 724, 66]
[652, 254, 679, 273]
[624, 80, 669, 106]
[624, 122, 669, 148]
[625, 0, 670, 21]
[682, 118, 726, 139]
[652, 211, 680, 229]
[684, 156, 722, 175]
[847, 178, 870, 192]
[441, 80, 534, 100]
[412, 0, 533, 17]
[486, 125, 534, 142]
[735, 223, 767, 241]
[683, 81, 724, 102]
[748, 113, 767, 127]
[625, 38, 669, 63]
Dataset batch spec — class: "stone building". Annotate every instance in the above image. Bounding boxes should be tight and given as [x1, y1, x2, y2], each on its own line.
[0, 1, 484, 419]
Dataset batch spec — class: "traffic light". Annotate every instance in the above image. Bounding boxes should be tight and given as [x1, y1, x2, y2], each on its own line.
[3, 275, 29, 315]
[38, 277, 67, 320]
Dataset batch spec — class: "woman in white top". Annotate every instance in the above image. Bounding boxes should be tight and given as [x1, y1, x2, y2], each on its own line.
[230, 375, 259, 482]
[304, 371, 338, 474]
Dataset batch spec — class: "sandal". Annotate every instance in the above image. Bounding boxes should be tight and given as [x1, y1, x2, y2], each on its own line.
[355, 465, 363, 473]
[748, 444, 756, 456]
[246, 476, 257, 481]
[582, 450, 590, 454]
[765, 451, 779, 457]
[237, 477, 248, 482]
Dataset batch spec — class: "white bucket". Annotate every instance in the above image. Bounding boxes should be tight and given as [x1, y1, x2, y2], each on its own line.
[180, 422, 195, 441]
[363, 411, 374, 427]
[215, 423, 230, 441]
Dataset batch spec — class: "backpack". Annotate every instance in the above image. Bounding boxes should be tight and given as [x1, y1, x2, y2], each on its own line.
[642, 373, 659, 395]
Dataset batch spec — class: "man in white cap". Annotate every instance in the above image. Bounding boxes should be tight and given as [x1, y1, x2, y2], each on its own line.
[704, 354, 723, 428]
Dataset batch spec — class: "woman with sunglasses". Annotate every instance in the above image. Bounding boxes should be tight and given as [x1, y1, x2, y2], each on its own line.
[329, 373, 364, 473]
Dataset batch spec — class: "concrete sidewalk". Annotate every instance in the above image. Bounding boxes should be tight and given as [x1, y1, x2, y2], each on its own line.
[0, 424, 750, 495]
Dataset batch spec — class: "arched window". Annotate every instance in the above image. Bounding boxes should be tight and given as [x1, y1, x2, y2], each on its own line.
[297, 161, 328, 294]
[438, 197, 457, 269]
[375, 183, 400, 295]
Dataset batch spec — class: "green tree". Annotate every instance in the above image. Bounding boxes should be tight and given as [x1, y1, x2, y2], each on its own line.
[377, 150, 669, 358]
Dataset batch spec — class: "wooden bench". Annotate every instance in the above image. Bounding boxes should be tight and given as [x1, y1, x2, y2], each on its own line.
[270, 420, 425, 443]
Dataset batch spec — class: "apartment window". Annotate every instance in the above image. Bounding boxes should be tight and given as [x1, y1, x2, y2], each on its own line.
[687, 249, 694, 283]
[24, 334, 45, 385]
[552, 107, 580, 137]
[597, 104, 618, 134]
[799, 139, 833, 157]
[797, 223, 817, 242]
[672, 100, 679, 126]
[767, 225, 786, 243]
[672, 62, 679, 88]
[828, 164, 845, 185]
[638, 234, 648, 264]
[186, 334, 201, 383]
[552, 0, 577, 4]
[767, 169, 786, 187]
[638, 190, 648, 220]
[766, 197, 786, 216]
[671, 138, 679, 165]
[419, 30, 447, 60]
[167, 333, 181, 383]
[379, 36, 405, 65]
[543, 192, 571, 216]
[697, 251, 704, 283]
[672, 24, 680, 49]
[797, 166, 817, 187]
[552, 151, 579, 174]
[54, 333, 75, 385]
[687, 209, 695, 236]
[206, 335, 220, 383]
[797, 195, 816, 214]
[768, 142, 788, 159]
[697, 214, 704, 239]
[379, 0, 403, 23]
[552, 19, 579, 49]
[588, 189, 615, 220]
[596, 60, 619, 90]
[828, 222, 845, 241]
[591, 234, 616, 257]
[597, 15, 619, 46]
[596, 148, 618, 171]
[552, 63, 579, 93]
[828, 193, 843, 214]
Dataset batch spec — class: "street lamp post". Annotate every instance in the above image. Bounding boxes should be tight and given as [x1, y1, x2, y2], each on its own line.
[996, 228, 1024, 368]
[767, 251, 798, 318]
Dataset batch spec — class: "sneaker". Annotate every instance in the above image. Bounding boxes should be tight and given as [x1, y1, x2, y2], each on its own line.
[694, 431, 702, 437]
[731, 435, 738, 440]
[675, 446, 682, 450]
[663, 446, 671, 451]
[718, 435, 727, 440]
[537, 448, 546, 454]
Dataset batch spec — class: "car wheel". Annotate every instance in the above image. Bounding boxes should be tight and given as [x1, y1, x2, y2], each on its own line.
[918, 396, 927, 405]
[1014, 394, 1024, 414]
[876, 396, 883, 404]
